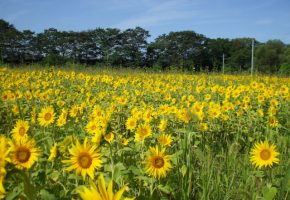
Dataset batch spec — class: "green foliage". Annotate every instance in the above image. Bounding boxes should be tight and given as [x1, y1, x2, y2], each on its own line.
[256, 40, 285, 73]
[1, 19, 290, 74]
[43, 53, 66, 66]
[278, 63, 290, 75]
[262, 185, 277, 200]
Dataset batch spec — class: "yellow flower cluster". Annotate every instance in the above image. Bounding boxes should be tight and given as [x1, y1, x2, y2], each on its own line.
[0, 67, 289, 199]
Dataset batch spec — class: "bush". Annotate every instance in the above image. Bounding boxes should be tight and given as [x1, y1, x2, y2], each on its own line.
[278, 63, 290, 75]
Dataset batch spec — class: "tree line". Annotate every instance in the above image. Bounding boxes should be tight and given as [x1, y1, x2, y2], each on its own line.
[1, 19, 289, 73]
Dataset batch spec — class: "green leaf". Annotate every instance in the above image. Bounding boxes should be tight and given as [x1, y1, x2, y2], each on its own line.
[180, 165, 187, 177]
[253, 170, 264, 178]
[194, 148, 205, 162]
[157, 184, 172, 194]
[6, 184, 23, 200]
[171, 150, 182, 165]
[262, 186, 277, 200]
[120, 147, 133, 152]
[49, 171, 60, 182]
[128, 166, 142, 176]
[68, 173, 80, 180]
[194, 140, 201, 147]
[113, 162, 126, 182]
[39, 189, 56, 200]
[281, 166, 290, 192]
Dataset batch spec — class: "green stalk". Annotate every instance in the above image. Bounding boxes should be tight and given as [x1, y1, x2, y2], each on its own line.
[109, 144, 114, 179]
[21, 170, 36, 200]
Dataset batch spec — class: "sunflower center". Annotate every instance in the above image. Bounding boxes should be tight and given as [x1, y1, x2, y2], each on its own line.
[121, 139, 127, 145]
[105, 134, 112, 140]
[19, 127, 26, 136]
[16, 147, 31, 163]
[260, 149, 271, 160]
[140, 128, 148, 136]
[153, 156, 165, 168]
[44, 113, 52, 121]
[78, 152, 92, 169]
[91, 125, 97, 130]
[159, 137, 169, 145]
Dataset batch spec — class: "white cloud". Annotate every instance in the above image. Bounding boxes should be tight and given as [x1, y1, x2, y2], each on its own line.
[114, 0, 200, 29]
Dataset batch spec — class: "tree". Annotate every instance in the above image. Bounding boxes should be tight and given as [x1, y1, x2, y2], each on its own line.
[207, 38, 231, 71]
[148, 31, 208, 71]
[256, 40, 285, 73]
[18, 30, 35, 63]
[118, 27, 150, 67]
[0, 19, 21, 63]
[99, 28, 121, 65]
[228, 38, 253, 72]
[0, 18, 289, 74]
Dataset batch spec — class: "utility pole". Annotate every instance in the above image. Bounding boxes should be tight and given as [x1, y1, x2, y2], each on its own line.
[222, 53, 225, 74]
[251, 39, 254, 76]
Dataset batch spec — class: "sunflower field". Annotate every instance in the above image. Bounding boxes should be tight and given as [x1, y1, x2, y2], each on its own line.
[0, 66, 289, 200]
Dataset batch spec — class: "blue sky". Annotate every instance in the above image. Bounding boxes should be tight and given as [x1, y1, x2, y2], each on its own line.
[1, 0, 290, 43]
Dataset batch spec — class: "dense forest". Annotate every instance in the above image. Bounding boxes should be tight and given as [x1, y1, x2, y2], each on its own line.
[0, 19, 289, 74]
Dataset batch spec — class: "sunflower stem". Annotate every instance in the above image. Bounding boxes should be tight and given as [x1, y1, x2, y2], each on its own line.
[255, 176, 261, 193]
[21, 170, 36, 200]
[149, 177, 155, 197]
[109, 144, 114, 179]
[75, 176, 78, 188]
[268, 167, 273, 184]
[16, 98, 23, 119]
[140, 141, 144, 160]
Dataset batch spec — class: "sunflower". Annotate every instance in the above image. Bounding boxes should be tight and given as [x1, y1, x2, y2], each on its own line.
[57, 109, 68, 127]
[92, 133, 102, 146]
[158, 134, 172, 147]
[77, 174, 127, 200]
[177, 109, 192, 123]
[199, 122, 208, 132]
[0, 136, 10, 169]
[257, 109, 264, 117]
[38, 106, 55, 127]
[204, 94, 211, 101]
[279, 85, 288, 95]
[70, 105, 79, 118]
[270, 99, 279, 107]
[31, 107, 37, 123]
[257, 94, 265, 104]
[135, 124, 152, 142]
[10, 119, 29, 139]
[250, 140, 279, 169]
[104, 132, 114, 144]
[208, 107, 221, 119]
[57, 115, 67, 127]
[120, 138, 129, 146]
[86, 121, 99, 135]
[158, 120, 167, 132]
[125, 117, 137, 131]
[9, 137, 40, 169]
[268, 116, 278, 128]
[144, 146, 172, 179]
[0, 136, 10, 196]
[62, 138, 102, 180]
[48, 143, 58, 161]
